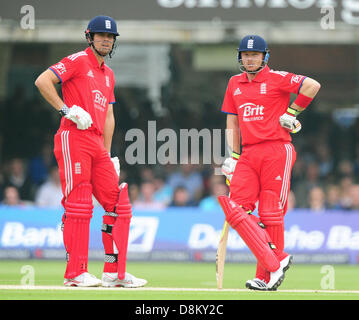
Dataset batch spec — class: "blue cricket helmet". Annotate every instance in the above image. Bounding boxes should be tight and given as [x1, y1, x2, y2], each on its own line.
[237, 35, 269, 63]
[237, 35, 270, 73]
[85, 15, 119, 37]
[85, 15, 119, 58]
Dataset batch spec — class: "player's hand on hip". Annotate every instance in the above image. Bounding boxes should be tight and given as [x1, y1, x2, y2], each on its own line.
[279, 113, 302, 134]
[221, 157, 237, 183]
[111, 156, 120, 176]
[279, 112, 297, 130]
[65, 105, 93, 130]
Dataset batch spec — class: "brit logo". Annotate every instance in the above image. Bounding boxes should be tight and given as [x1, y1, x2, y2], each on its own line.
[92, 89, 107, 111]
[239, 102, 264, 122]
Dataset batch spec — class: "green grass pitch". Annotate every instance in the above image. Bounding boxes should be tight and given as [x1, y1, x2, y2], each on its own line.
[0, 260, 358, 300]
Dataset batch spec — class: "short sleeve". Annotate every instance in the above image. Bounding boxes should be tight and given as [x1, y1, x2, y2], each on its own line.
[279, 72, 306, 94]
[109, 73, 116, 104]
[109, 90, 115, 104]
[221, 79, 237, 115]
[49, 56, 79, 83]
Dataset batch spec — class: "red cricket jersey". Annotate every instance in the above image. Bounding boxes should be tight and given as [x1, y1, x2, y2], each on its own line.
[49, 47, 116, 135]
[221, 65, 306, 146]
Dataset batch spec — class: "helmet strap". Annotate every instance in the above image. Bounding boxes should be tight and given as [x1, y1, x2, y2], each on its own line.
[86, 32, 115, 58]
[237, 50, 269, 74]
[238, 59, 267, 74]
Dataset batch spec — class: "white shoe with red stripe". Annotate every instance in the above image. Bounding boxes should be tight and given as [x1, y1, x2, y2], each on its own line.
[102, 272, 147, 288]
[64, 272, 102, 287]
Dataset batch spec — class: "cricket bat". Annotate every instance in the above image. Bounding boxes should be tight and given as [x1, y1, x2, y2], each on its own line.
[216, 219, 229, 289]
[216, 177, 231, 290]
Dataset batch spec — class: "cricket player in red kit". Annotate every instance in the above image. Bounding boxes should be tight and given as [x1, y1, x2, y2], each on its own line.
[35, 16, 147, 288]
[219, 35, 320, 290]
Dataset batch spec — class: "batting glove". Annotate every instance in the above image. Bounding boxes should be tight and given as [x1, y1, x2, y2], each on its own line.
[221, 151, 240, 183]
[111, 156, 120, 177]
[62, 105, 93, 130]
[279, 107, 302, 134]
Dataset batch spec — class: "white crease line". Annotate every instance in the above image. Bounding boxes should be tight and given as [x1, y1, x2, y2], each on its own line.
[0, 285, 359, 294]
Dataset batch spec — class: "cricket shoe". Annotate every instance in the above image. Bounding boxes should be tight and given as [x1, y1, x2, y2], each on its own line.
[64, 272, 102, 287]
[245, 278, 270, 291]
[102, 272, 147, 288]
[267, 255, 293, 291]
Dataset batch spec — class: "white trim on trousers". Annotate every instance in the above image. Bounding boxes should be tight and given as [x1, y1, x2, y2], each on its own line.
[279, 143, 294, 207]
[61, 130, 73, 198]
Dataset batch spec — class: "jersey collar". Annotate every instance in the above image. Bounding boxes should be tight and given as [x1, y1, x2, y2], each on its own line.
[239, 65, 270, 83]
[85, 47, 105, 70]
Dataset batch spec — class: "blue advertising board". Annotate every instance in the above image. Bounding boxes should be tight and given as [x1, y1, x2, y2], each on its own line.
[0, 205, 358, 264]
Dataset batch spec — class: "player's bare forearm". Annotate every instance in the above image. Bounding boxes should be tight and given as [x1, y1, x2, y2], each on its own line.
[103, 104, 115, 153]
[290, 77, 321, 112]
[35, 69, 64, 111]
[226, 114, 241, 154]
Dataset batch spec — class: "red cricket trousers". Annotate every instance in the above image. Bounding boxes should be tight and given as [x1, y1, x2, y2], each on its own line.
[54, 128, 120, 278]
[54, 128, 120, 211]
[229, 140, 296, 281]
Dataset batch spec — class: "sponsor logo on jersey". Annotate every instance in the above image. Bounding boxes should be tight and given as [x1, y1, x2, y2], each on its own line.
[92, 90, 107, 111]
[52, 62, 66, 75]
[291, 74, 304, 84]
[239, 102, 264, 122]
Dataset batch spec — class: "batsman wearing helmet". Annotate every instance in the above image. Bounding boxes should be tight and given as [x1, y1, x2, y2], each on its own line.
[219, 35, 320, 290]
[35, 15, 147, 288]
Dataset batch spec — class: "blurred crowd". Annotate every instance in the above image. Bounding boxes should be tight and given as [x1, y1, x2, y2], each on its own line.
[0, 136, 359, 213]
[0, 150, 62, 207]
[0, 151, 230, 211]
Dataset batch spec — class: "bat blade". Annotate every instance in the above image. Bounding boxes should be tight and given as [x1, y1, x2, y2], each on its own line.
[216, 220, 230, 289]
